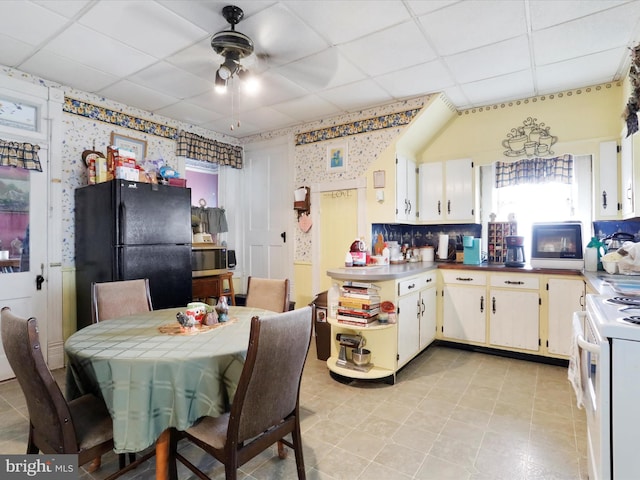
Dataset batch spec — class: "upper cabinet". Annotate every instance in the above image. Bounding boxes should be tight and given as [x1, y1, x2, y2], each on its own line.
[595, 141, 620, 219]
[418, 158, 477, 223]
[396, 155, 417, 222]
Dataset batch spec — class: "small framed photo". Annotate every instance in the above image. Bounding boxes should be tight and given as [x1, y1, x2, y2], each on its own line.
[326, 141, 347, 173]
[110, 132, 147, 161]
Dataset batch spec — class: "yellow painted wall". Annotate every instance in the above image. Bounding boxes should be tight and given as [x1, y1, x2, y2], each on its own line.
[293, 261, 313, 308]
[421, 83, 625, 165]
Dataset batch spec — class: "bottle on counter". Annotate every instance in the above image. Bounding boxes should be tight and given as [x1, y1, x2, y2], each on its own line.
[328, 283, 340, 319]
[344, 251, 353, 267]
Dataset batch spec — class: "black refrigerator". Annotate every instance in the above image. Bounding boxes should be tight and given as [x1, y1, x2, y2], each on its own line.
[75, 179, 192, 329]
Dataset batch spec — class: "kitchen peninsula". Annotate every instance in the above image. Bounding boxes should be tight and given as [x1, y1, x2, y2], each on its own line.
[327, 262, 586, 384]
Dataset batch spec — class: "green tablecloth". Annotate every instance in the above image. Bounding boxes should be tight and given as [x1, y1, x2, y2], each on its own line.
[64, 306, 274, 453]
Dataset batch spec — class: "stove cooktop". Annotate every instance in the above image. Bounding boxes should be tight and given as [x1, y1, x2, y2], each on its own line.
[587, 294, 640, 341]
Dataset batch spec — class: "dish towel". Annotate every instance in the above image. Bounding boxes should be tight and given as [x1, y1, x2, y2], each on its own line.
[568, 313, 585, 409]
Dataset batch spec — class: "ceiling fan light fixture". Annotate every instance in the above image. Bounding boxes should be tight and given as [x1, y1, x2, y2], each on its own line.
[238, 69, 260, 94]
[214, 71, 227, 94]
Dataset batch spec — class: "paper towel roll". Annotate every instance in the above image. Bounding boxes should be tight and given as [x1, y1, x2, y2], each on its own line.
[438, 235, 449, 260]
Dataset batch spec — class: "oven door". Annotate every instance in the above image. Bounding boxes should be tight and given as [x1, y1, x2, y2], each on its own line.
[574, 310, 611, 480]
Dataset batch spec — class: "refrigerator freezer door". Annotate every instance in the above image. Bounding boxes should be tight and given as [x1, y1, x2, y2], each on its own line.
[117, 245, 192, 310]
[116, 181, 192, 245]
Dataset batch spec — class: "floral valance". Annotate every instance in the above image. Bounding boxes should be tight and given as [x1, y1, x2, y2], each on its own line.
[0, 139, 42, 171]
[176, 131, 242, 169]
[495, 154, 573, 188]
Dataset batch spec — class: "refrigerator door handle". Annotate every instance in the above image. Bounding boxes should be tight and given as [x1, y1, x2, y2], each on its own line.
[119, 202, 126, 245]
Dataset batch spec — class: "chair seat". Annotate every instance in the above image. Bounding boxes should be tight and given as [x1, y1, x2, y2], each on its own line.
[186, 413, 230, 450]
[68, 395, 115, 452]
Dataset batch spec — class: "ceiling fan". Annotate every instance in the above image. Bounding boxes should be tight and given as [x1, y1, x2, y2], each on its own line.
[210, 5, 255, 92]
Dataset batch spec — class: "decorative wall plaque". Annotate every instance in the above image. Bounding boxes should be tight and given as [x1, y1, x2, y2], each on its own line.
[501, 117, 557, 157]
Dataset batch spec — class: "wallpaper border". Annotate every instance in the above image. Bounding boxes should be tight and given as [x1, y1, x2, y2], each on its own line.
[295, 108, 422, 145]
[63, 97, 178, 140]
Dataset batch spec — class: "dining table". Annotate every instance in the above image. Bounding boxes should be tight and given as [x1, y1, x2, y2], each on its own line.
[64, 305, 276, 480]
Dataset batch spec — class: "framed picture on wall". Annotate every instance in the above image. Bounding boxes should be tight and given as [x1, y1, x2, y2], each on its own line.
[110, 132, 147, 161]
[326, 141, 347, 173]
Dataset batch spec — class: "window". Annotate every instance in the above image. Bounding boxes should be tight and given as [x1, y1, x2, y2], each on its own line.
[185, 159, 218, 208]
[481, 154, 592, 253]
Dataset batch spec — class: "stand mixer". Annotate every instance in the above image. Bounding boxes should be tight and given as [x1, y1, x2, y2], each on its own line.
[336, 333, 372, 371]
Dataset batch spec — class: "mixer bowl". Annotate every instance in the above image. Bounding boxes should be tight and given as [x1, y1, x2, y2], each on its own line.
[351, 348, 371, 366]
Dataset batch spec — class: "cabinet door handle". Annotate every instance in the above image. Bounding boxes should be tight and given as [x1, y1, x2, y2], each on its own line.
[407, 200, 412, 215]
[408, 283, 416, 290]
[437, 200, 441, 215]
[580, 293, 585, 307]
[602, 190, 607, 210]
[480, 295, 484, 313]
[455, 277, 473, 281]
[425, 278, 432, 284]
[504, 280, 524, 285]
[492, 296, 496, 314]
[421, 298, 425, 315]
[628, 186, 633, 200]
[447, 199, 451, 214]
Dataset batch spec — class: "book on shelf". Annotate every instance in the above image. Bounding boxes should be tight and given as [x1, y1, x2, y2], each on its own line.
[336, 314, 379, 325]
[341, 292, 382, 301]
[343, 281, 381, 290]
[338, 297, 380, 309]
[337, 318, 380, 327]
[342, 286, 380, 295]
[336, 307, 380, 318]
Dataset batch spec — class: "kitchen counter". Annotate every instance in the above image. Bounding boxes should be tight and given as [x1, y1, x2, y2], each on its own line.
[436, 262, 584, 276]
[326, 262, 437, 281]
[583, 271, 640, 296]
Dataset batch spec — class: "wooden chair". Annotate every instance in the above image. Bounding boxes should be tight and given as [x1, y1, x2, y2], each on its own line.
[170, 306, 313, 480]
[91, 278, 153, 323]
[245, 276, 290, 313]
[0, 307, 152, 479]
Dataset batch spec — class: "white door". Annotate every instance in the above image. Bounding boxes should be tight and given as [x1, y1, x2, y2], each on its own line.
[0, 153, 49, 380]
[442, 285, 486, 343]
[243, 141, 291, 284]
[547, 278, 585, 356]
[418, 162, 443, 222]
[397, 290, 420, 367]
[489, 289, 539, 351]
[420, 286, 437, 348]
[445, 158, 474, 221]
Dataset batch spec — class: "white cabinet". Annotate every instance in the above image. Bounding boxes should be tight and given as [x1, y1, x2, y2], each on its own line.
[441, 270, 486, 343]
[546, 277, 585, 357]
[396, 155, 416, 222]
[418, 158, 476, 223]
[621, 130, 640, 219]
[596, 140, 620, 219]
[397, 272, 437, 367]
[489, 274, 540, 352]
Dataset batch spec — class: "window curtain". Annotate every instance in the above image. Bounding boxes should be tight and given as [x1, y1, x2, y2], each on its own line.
[0, 139, 42, 171]
[495, 154, 573, 188]
[176, 131, 242, 169]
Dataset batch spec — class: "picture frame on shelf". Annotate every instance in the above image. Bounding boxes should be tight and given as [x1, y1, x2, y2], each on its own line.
[110, 132, 147, 161]
[326, 141, 347, 173]
[373, 170, 385, 188]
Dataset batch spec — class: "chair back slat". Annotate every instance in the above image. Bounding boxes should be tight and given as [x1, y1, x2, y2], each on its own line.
[92, 279, 153, 323]
[245, 277, 290, 313]
[1, 307, 76, 452]
[231, 307, 312, 443]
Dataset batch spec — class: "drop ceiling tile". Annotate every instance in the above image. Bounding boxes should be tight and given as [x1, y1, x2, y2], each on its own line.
[406, 0, 460, 16]
[1, 0, 69, 45]
[318, 79, 394, 112]
[270, 94, 342, 122]
[0, 34, 36, 67]
[529, 0, 629, 30]
[375, 60, 454, 98]
[155, 102, 222, 126]
[339, 20, 436, 77]
[236, 106, 298, 131]
[43, 24, 157, 77]
[77, 1, 208, 58]
[533, 3, 640, 65]
[286, 0, 411, 45]
[127, 62, 214, 99]
[231, 71, 310, 112]
[460, 69, 535, 106]
[441, 85, 470, 108]
[157, 0, 265, 34]
[182, 89, 234, 117]
[419, 1, 527, 56]
[32, 0, 92, 18]
[536, 48, 626, 93]
[20, 50, 119, 92]
[201, 117, 261, 137]
[99, 80, 180, 112]
[165, 39, 218, 81]
[444, 35, 531, 84]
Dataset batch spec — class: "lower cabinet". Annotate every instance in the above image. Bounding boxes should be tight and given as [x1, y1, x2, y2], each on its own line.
[546, 276, 585, 356]
[489, 274, 540, 352]
[397, 272, 437, 367]
[441, 270, 486, 343]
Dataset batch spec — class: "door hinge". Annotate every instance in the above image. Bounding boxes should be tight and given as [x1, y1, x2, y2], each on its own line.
[617, 144, 621, 153]
[546, 340, 549, 347]
[539, 298, 542, 306]
[397, 354, 400, 360]
[539, 338, 541, 346]
[546, 283, 549, 290]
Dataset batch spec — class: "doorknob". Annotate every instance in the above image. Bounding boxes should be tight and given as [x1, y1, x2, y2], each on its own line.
[36, 275, 45, 290]
[281, 231, 286, 243]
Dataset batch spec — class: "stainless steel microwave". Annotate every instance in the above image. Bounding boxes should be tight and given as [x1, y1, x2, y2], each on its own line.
[191, 244, 235, 277]
[530, 221, 584, 270]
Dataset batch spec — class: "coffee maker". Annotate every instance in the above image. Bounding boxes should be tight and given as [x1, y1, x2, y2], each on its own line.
[505, 235, 526, 267]
[462, 236, 482, 265]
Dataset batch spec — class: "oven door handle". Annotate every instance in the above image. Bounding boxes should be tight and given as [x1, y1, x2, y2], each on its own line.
[573, 312, 601, 354]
